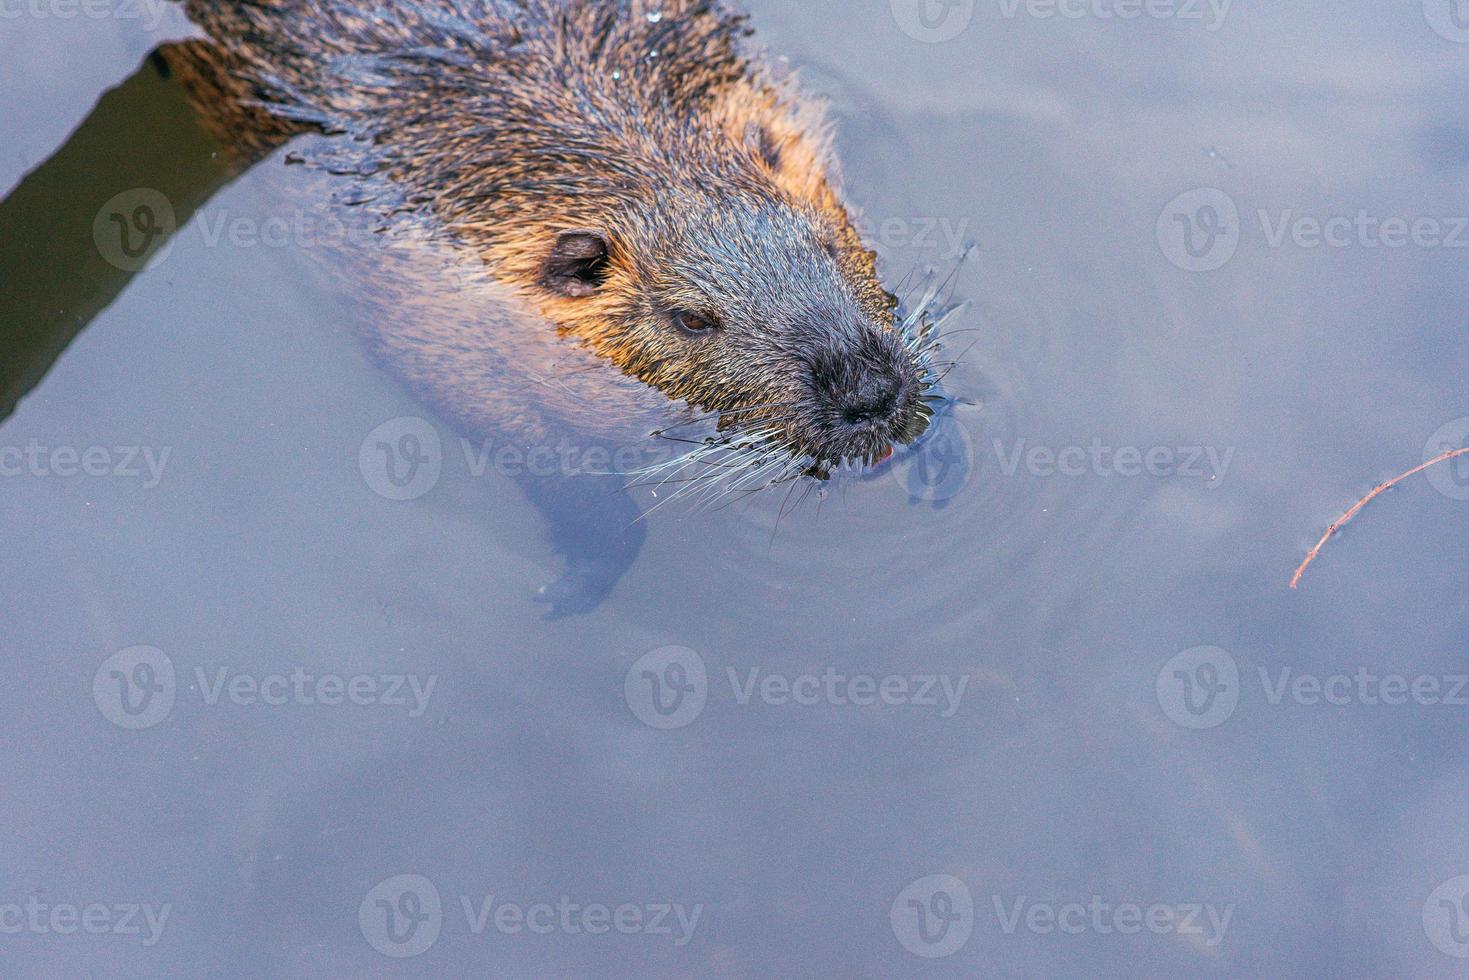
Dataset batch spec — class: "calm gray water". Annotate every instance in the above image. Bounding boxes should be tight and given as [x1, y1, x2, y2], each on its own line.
[2, 1, 1468, 976]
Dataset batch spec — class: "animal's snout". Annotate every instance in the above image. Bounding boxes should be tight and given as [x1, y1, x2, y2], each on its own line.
[833, 371, 901, 426]
[806, 328, 912, 431]
[795, 323, 924, 462]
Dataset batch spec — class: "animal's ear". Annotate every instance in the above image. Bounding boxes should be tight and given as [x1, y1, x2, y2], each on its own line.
[747, 123, 785, 172]
[543, 230, 611, 298]
[718, 83, 839, 209]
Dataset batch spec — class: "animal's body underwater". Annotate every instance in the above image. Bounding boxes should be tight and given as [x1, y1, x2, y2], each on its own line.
[0, 0, 954, 614]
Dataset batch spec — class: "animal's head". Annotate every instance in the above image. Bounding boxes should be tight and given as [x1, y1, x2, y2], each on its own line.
[468, 1, 944, 476]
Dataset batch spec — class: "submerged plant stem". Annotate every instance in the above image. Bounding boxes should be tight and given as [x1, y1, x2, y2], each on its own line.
[1290, 446, 1469, 589]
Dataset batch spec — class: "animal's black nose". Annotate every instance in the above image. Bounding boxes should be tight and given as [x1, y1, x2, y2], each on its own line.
[839, 373, 901, 425]
[810, 360, 902, 428]
[805, 328, 914, 440]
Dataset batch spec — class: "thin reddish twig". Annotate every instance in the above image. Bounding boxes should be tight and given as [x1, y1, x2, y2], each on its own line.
[1291, 446, 1469, 589]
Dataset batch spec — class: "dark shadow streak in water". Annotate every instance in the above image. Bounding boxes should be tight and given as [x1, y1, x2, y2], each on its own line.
[0, 47, 247, 426]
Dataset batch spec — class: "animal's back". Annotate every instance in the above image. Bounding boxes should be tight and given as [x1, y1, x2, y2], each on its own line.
[177, 0, 752, 134]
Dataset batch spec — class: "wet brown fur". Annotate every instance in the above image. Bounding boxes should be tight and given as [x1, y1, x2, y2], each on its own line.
[159, 0, 910, 460]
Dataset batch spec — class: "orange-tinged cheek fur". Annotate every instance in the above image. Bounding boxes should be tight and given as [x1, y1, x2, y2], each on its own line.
[482, 231, 633, 341]
[497, 248, 695, 400]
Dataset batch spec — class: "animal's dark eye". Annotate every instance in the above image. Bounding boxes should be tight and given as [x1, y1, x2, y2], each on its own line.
[672, 310, 719, 337]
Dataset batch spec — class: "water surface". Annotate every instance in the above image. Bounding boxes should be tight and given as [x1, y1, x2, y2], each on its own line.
[2, 1, 1468, 976]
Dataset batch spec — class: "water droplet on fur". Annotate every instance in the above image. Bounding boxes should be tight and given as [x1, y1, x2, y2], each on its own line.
[646, 10, 663, 23]
[611, 70, 622, 80]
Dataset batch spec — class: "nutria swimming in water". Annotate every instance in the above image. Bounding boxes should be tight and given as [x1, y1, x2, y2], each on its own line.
[0, 0, 957, 615]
